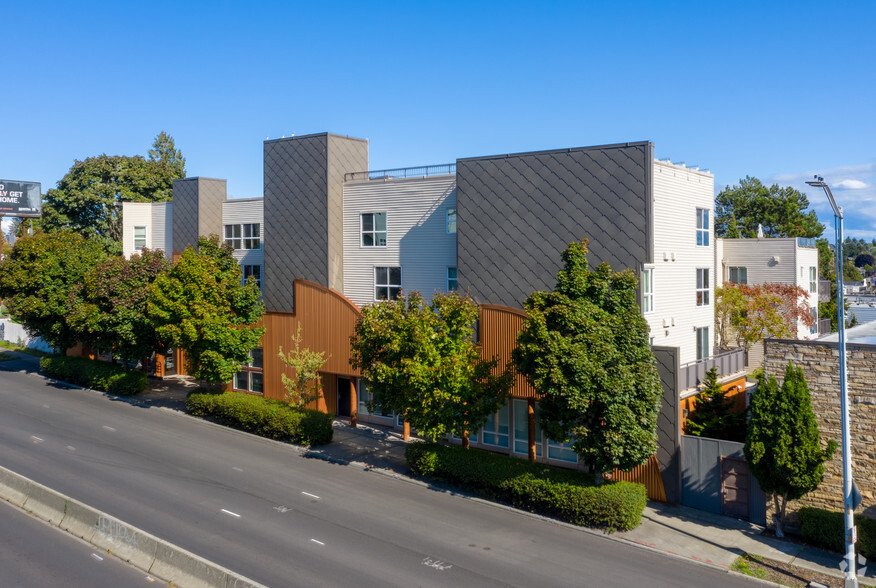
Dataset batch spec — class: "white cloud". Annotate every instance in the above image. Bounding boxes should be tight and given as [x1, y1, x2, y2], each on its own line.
[836, 179, 868, 190]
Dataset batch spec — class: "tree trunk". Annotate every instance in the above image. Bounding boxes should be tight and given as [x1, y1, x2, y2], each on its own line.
[773, 491, 785, 538]
[527, 399, 537, 463]
[462, 431, 469, 449]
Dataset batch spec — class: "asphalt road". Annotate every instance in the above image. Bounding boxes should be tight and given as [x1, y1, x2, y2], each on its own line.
[0, 365, 759, 587]
[0, 498, 162, 587]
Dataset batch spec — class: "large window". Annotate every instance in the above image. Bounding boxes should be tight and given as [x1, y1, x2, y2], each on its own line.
[696, 208, 710, 246]
[696, 268, 710, 306]
[233, 348, 263, 394]
[361, 213, 387, 247]
[642, 268, 654, 313]
[482, 404, 509, 448]
[375, 267, 402, 300]
[447, 267, 458, 292]
[513, 399, 542, 457]
[446, 208, 457, 234]
[224, 224, 261, 250]
[357, 380, 393, 418]
[134, 226, 146, 251]
[696, 327, 710, 361]
[728, 266, 747, 284]
[809, 267, 817, 293]
[243, 265, 261, 290]
[547, 438, 577, 463]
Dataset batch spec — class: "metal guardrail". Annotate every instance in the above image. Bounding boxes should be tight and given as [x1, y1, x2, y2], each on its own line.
[680, 347, 746, 391]
[345, 163, 456, 182]
[819, 318, 832, 336]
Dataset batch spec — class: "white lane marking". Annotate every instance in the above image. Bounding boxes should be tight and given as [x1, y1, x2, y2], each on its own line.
[30, 436, 43, 443]
[221, 509, 241, 518]
[422, 557, 453, 571]
[232, 466, 243, 472]
[91, 553, 104, 561]
[310, 539, 325, 546]
[66, 445, 76, 451]
[301, 491, 320, 500]
[274, 505, 291, 513]
[102, 426, 116, 432]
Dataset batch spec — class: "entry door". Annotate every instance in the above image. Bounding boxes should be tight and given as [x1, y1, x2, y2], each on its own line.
[337, 378, 351, 417]
[721, 457, 750, 520]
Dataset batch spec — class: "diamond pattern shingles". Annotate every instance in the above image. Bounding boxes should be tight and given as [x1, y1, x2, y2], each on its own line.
[456, 142, 653, 309]
[172, 179, 200, 252]
[653, 346, 681, 504]
[197, 178, 227, 240]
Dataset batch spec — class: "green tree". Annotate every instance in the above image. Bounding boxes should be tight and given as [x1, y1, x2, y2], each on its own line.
[513, 239, 662, 476]
[0, 231, 107, 352]
[843, 260, 863, 282]
[148, 130, 186, 180]
[715, 176, 822, 239]
[278, 324, 327, 408]
[684, 367, 746, 442]
[745, 363, 837, 537]
[350, 291, 511, 446]
[68, 248, 171, 367]
[148, 235, 264, 388]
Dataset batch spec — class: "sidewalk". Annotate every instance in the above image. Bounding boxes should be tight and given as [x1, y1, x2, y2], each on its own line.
[2, 348, 872, 586]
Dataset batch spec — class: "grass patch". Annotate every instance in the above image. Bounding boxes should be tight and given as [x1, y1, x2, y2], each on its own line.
[730, 552, 846, 587]
[0, 353, 18, 362]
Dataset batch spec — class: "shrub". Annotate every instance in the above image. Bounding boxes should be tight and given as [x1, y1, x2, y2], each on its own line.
[405, 442, 646, 531]
[799, 506, 876, 559]
[185, 390, 333, 446]
[39, 356, 148, 396]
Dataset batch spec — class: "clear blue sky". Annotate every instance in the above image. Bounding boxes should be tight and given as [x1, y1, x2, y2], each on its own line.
[3, 1, 874, 240]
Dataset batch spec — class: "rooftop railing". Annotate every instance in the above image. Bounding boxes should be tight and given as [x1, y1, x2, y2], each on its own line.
[680, 347, 746, 391]
[345, 163, 456, 182]
[797, 237, 817, 248]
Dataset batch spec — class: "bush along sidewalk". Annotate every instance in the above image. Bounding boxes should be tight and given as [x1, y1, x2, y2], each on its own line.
[799, 506, 876, 559]
[406, 442, 647, 531]
[40, 356, 148, 396]
[186, 389, 333, 446]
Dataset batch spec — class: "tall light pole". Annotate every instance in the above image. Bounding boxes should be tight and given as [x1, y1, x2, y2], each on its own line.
[806, 176, 857, 588]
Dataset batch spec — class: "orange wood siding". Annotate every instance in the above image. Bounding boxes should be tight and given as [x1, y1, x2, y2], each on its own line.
[680, 374, 748, 433]
[611, 454, 667, 503]
[479, 304, 537, 399]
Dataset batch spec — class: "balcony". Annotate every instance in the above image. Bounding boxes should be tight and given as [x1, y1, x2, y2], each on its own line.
[680, 347, 746, 391]
[797, 237, 817, 248]
[345, 163, 456, 182]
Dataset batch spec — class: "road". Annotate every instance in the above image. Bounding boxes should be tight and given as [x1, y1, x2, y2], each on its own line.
[0, 366, 758, 587]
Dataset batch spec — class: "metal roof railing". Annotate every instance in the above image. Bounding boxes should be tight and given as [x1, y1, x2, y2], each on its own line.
[345, 163, 456, 182]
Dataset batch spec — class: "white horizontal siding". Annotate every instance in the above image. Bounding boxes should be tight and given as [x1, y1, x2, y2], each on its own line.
[223, 199, 265, 268]
[649, 161, 716, 365]
[343, 176, 457, 308]
[122, 202, 172, 258]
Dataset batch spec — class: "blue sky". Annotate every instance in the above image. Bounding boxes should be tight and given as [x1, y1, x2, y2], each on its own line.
[3, 1, 874, 241]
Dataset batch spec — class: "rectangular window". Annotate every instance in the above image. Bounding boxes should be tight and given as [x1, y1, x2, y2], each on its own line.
[696, 327, 710, 361]
[243, 265, 261, 290]
[728, 266, 747, 284]
[513, 399, 542, 457]
[447, 208, 457, 234]
[809, 267, 817, 293]
[134, 226, 146, 251]
[224, 224, 241, 249]
[482, 404, 509, 448]
[696, 208, 710, 247]
[547, 438, 578, 463]
[375, 267, 402, 301]
[447, 267, 458, 292]
[361, 212, 387, 247]
[810, 307, 818, 335]
[233, 348, 264, 394]
[358, 380, 393, 418]
[642, 268, 654, 313]
[224, 224, 260, 250]
[696, 268, 710, 306]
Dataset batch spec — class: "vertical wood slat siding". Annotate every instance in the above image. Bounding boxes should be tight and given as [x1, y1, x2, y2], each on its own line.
[611, 454, 667, 503]
[479, 304, 536, 399]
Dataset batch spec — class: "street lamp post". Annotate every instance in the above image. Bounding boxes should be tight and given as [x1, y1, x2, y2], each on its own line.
[806, 176, 857, 588]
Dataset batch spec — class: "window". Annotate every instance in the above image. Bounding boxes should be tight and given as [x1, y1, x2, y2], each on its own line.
[447, 267, 458, 292]
[696, 268, 710, 306]
[810, 307, 818, 335]
[233, 348, 263, 394]
[361, 213, 387, 247]
[243, 265, 261, 290]
[513, 399, 542, 457]
[482, 404, 509, 448]
[547, 438, 578, 463]
[642, 268, 654, 313]
[446, 208, 457, 234]
[358, 380, 393, 418]
[224, 223, 261, 250]
[696, 208, 710, 246]
[728, 266, 747, 284]
[696, 327, 710, 361]
[809, 267, 817, 293]
[134, 226, 146, 251]
[375, 267, 402, 300]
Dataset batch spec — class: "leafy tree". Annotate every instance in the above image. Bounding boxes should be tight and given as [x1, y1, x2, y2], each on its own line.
[0, 231, 107, 352]
[513, 239, 662, 476]
[843, 260, 863, 282]
[148, 235, 264, 389]
[43, 133, 185, 254]
[148, 130, 186, 180]
[350, 291, 511, 446]
[68, 249, 171, 367]
[278, 324, 327, 408]
[745, 362, 837, 537]
[683, 366, 746, 442]
[715, 176, 822, 239]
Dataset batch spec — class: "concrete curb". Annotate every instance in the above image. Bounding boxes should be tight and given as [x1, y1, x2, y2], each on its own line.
[0, 464, 267, 588]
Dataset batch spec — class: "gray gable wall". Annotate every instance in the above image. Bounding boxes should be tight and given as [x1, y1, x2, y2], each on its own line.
[456, 142, 653, 309]
[171, 177, 226, 252]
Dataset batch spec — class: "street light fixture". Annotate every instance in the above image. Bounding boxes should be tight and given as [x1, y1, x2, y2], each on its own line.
[806, 176, 857, 588]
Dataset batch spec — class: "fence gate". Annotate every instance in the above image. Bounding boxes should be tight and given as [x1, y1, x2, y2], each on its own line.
[720, 457, 750, 520]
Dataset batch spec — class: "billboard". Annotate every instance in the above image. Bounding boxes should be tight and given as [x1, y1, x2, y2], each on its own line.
[0, 179, 41, 217]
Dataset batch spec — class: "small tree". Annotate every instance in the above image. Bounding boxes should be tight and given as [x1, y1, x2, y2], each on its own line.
[513, 239, 662, 477]
[745, 362, 837, 537]
[684, 366, 746, 442]
[278, 324, 327, 408]
[350, 291, 511, 446]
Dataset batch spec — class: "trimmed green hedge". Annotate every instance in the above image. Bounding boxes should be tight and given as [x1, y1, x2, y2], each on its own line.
[406, 442, 647, 531]
[40, 356, 148, 396]
[799, 506, 876, 559]
[186, 390, 333, 446]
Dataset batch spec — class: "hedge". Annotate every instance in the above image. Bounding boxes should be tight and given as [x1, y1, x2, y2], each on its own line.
[799, 506, 876, 559]
[405, 442, 647, 531]
[40, 356, 148, 396]
[186, 390, 333, 446]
